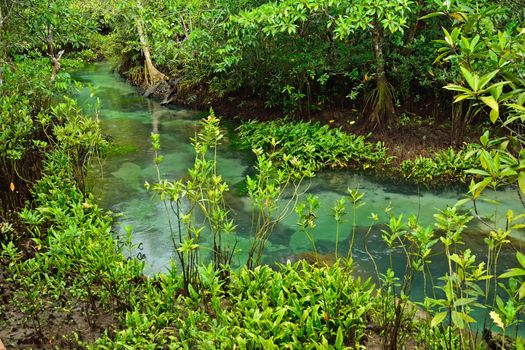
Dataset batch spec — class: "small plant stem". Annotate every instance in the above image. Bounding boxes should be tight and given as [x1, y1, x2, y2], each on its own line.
[335, 219, 340, 260]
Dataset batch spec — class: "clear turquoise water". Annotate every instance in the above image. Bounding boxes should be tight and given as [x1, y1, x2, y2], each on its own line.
[75, 63, 525, 293]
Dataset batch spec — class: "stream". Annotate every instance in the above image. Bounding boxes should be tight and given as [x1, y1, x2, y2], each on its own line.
[75, 63, 525, 302]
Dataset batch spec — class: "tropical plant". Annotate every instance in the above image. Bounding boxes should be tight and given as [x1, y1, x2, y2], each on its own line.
[237, 119, 391, 172]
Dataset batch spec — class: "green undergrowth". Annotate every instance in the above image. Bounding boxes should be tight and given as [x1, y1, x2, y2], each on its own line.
[236, 119, 391, 172]
[92, 262, 390, 349]
[3, 112, 525, 349]
[400, 146, 481, 185]
[2, 149, 144, 347]
[1, 147, 420, 349]
[236, 119, 481, 186]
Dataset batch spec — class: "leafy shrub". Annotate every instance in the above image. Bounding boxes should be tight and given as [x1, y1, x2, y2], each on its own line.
[0, 57, 105, 231]
[92, 261, 378, 349]
[399, 146, 480, 185]
[237, 119, 391, 172]
[3, 148, 143, 346]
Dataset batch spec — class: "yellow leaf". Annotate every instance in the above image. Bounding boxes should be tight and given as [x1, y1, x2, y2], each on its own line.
[82, 202, 92, 209]
[9, 182, 15, 192]
[451, 12, 466, 22]
[490, 311, 504, 329]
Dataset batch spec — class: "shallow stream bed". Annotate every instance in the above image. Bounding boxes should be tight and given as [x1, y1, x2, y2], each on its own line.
[75, 63, 525, 298]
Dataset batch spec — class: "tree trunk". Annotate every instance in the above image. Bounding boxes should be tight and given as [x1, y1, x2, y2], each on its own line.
[368, 24, 395, 130]
[451, 101, 474, 146]
[0, 5, 4, 86]
[135, 17, 166, 86]
[46, 25, 64, 81]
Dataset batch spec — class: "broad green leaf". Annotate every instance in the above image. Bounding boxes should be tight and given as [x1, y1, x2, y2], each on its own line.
[519, 172, 525, 195]
[469, 178, 490, 199]
[464, 168, 489, 176]
[460, 67, 475, 91]
[500, 167, 517, 177]
[454, 94, 473, 103]
[499, 268, 525, 279]
[443, 84, 472, 93]
[519, 283, 525, 300]
[481, 96, 498, 111]
[451, 310, 465, 329]
[455, 297, 477, 307]
[431, 311, 448, 328]
[517, 251, 525, 268]
[479, 70, 499, 90]
[490, 109, 499, 123]
[335, 326, 343, 348]
[419, 12, 445, 20]
[480, 131, 489, 147]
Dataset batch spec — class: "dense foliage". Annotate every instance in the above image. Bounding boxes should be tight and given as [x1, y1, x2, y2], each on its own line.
[236, 120, 390, 171]
[93, 0, 521, 131]
[0, 58, 106, 226]
[1, 0, 525, 349]
[399, 145, 480, 185]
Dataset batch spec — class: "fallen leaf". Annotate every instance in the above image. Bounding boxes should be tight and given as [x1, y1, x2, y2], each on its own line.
[9, 182, 15, 192]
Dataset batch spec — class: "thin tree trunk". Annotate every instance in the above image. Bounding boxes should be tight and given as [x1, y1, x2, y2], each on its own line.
[46, 25, 64, 81]
[136, 16, 166, 86]
[368, 24, 395, 130]
[0, 4, 4, 86]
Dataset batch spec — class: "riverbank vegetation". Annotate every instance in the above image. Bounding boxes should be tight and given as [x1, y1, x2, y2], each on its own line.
[1, 0, 525, 349]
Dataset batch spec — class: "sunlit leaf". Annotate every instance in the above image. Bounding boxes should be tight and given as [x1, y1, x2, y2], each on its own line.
[519, 172, 525, 195]
[490, 311, 504, 329]
[431, 311, 447, 328]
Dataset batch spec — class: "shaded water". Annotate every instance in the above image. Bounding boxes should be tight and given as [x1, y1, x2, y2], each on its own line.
[75, 63, 525, 295]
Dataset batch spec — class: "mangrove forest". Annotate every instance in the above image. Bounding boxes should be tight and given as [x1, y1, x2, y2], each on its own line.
[1, 0, 525, 349]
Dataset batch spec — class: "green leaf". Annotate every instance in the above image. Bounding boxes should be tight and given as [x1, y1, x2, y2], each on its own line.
[490, 109, 499, 123]
[455, 297, 477, 307]
[460, 67, 475, 91]
[516, 336, 525, 350]
[419, 12, 445, 20]
[442, 27, 454, 46]
[443, 84, 472, 93]
[499, 268, 525, 279]
[431, 311, 448, 328]
[519, 172, 525, 196]
[454, 94, 474, 103]
[519, 283, 525, 300]
[517, 251, 525, 269]
[464, 169, 490, 176]
[469, 178, 490, 199]
[480, 131, 489, 147]
[451, 310, 465, 329]
[481, 96, 499, 111]
[479, 70, 499, 90]
[335, 326, 343, 348]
